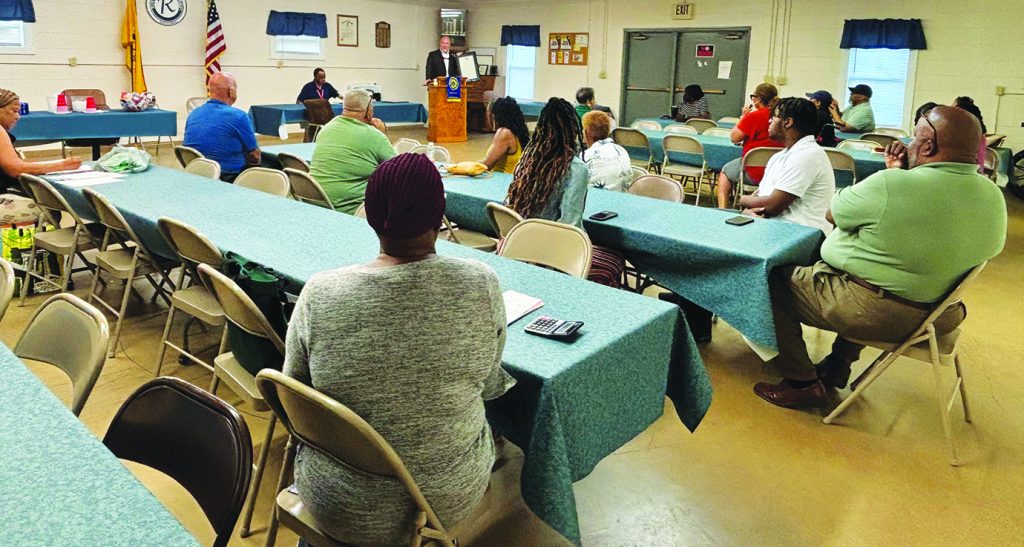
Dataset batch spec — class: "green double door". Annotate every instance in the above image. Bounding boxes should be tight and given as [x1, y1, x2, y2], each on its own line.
[621, 29, 750, 125]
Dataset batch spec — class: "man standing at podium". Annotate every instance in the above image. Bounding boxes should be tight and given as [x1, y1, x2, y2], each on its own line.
[424, 36, 461, 84]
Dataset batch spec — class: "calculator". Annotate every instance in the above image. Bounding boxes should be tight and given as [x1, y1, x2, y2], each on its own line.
[524, 316, 584, 338]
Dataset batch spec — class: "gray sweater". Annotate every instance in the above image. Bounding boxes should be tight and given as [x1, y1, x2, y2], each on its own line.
[284, 255, 514, 545]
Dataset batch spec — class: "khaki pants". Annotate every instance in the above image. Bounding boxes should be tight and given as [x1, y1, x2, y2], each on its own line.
[769, 262, 966, 381]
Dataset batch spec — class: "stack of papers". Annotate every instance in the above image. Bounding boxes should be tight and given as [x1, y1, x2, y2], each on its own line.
[503, 290, 543, 326]
[46, 166, 125, 187]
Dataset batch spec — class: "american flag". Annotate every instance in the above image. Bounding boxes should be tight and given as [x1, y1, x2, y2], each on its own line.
[205, 0, 226, 80]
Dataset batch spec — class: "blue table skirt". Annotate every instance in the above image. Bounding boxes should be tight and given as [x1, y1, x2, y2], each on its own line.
[10, 109, 178, 141]
[517, 100, 545, 119]
[47, 165, 711, 545]
[249, 102, 428, 136]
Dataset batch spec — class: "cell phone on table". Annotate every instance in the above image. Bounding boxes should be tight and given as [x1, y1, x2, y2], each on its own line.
[589, 211, 618, 221]
[725, 215, 754, 226]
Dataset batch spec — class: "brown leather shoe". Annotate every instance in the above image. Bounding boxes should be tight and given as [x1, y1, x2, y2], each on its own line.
[754, 379, 829, 408]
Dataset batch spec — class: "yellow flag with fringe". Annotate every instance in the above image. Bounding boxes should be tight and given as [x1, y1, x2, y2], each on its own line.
[121, 0, 147, 92]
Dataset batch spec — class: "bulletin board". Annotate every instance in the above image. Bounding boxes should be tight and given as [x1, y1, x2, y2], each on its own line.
[547, 32, 589, 66]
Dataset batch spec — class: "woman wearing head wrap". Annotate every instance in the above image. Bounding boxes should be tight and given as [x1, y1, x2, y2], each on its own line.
[675, 84, 712, 121]
[716, 82, 783, 208]
[0, 88, 83, 193]
[283, 152, 514, 545]
[505, 97, 626, 287]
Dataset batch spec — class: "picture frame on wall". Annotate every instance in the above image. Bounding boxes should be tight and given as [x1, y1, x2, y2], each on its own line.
[337, 15, 359, 47]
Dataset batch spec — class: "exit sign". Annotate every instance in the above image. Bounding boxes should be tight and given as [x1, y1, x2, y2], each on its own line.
[673, 3, 695, 19]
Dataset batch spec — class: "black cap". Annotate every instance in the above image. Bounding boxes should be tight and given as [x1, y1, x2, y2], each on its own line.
[805, 90, 833, 104]
[848, 84, 873, 98]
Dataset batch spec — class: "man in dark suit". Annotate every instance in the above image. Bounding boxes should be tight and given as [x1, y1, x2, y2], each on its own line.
[297, 68, 340, 103]
[424, 36, 461, 84]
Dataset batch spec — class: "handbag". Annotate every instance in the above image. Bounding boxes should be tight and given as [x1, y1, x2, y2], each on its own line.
[222, 252, 289, 376]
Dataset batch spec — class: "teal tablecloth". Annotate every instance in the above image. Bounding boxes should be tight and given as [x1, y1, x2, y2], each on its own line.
[10, 109, 178, 141]
[248, 102, 428, 137]
[0, 345, 198, 544]
[47, 165, 711, 544]
[517, 100, 545, 119]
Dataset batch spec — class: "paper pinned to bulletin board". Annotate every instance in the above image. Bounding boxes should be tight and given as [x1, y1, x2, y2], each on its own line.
[548, 33, 589, 65]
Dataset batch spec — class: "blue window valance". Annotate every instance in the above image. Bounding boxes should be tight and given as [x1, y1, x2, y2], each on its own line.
[0, 0, 35, 22]
[266, 11, 328, 38]
[500, 25, 540, 47]
[840, 19, 926, 50]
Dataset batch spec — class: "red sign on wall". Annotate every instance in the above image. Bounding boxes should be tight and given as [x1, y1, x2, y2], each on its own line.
[695, 44, 715, 58]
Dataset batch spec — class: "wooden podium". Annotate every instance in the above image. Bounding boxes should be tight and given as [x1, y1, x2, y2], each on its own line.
[427, 77, 467, 143]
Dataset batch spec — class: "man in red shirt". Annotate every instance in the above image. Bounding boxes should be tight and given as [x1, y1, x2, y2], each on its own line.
[716, 83, 783, 208]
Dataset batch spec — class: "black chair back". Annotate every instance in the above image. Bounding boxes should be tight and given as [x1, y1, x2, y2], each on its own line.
[302, 99, 335, 125]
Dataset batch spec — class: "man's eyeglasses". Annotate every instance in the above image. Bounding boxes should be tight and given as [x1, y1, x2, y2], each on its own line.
[922, 111, 940, 153]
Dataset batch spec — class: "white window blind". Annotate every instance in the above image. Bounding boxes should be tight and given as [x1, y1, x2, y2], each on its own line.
[505, 45, 535, 101]
[0, 21, 25, 48]
[272, 35, 322, 59]
[845, 48, 911, 128]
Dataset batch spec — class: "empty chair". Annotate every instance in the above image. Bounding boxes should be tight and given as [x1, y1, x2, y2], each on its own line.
[735, 147, 784, 207]
[611, 127, 654, 172]
[174, 145, 204, 168]
[498, 219, 592, 278]
[629, 174, 684, 203]
[630, 120, 662, 131]
[61, 88, 117, 157]
[285, 168, 334, 209]
[686, 118, 718, 133]
[717, 116, 741, 125]
[197, 263, 283, 537]
[409, 144, 452, 163]
[837, 139, 878, 153]
[83, 188, 178, 358]
[485, 202, 524, 239]
[276, 152, 310, 173]
[235, 168, 291, 197]
[302, 99, 335, 142]
[103, 377, 252, 547]
[663, 123, 698, 135]
[15, 293, 109, 416]
[703, 127, 733, 139]
[872, 127, 908, 138]
[983, 147, 1000, 183]
[824, 148, 858, 186]
[154, 217, 227, 378]
[860, 133, 898, 147]
[823, 263, 987, 466]
[185, 96, 208, 113]
[441, 216, 497, 252]
[184, 158, 221, 180]
[630, 165, 649, 181]
[393, 138, 421, 154]
[661, 134, 711, 205]
[17, 174, 102, 305]
[0, 259, 13, 321]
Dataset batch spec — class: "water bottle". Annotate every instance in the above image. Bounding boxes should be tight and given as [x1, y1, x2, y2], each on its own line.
[426, 141, 436, 162]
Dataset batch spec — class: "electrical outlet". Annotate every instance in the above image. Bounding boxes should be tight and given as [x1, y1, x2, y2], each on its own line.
[598, 70, 607, 79]
[995, 85, 1006, 96]
[68, 57, 77, 67]
[276, 60, 284, 68]
[776, 76, 787, 86]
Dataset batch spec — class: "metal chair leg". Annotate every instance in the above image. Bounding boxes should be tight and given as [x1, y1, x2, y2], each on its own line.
[263, 438, 297, 547]
[108, 277, 135, 358]
[153, 304, 177, 377]
[241, 414, 278, 537]
[18, 243, 37, 306]
[823, 350, 900, 424]
[954, 355, 972, 423]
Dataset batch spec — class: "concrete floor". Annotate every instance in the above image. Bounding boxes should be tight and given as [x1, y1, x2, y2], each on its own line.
[7, 129, 1024, 546]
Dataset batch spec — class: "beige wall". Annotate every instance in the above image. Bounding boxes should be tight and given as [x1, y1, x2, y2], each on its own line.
[464, 0, 1024, 149]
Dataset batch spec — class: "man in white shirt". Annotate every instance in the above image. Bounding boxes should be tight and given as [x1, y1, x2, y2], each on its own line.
[740, 97, 835, 233]
[581, 111, 633, 192]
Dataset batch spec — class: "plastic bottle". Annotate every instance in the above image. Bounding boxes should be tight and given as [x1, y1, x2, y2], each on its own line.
[426, 141, 436, 162]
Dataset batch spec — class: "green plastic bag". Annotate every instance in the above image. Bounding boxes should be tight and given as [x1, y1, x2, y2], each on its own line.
[221, 252, 289, 376]
[95, 145, 152, 173]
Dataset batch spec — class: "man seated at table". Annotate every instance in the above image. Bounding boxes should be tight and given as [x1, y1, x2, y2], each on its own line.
[828, 84, 875, 134]
[309, 89, 395, 214]
[582, 111, 633, 192]
[754, 106, 1006, 408]
[574, 87, 615, 122]
[739, 98, 835, 234]
[296, 67, 341, 103]
[183, 72, 259, 182]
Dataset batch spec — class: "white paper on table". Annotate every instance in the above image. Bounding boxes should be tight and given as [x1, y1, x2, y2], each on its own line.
[49, 171, 125, 182]
[59, 176, 124, 187]
[717, 61, 733, 79]
[47, 165, 95, 176]
[502, 290, 543, 326]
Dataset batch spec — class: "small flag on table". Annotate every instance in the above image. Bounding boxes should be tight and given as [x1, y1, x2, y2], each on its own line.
[206, 0, 227, 81]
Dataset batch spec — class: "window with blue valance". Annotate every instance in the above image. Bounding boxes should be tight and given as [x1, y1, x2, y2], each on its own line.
[500, 25, 540, 47]
[840, 19, 926, 50]
[0, 0, 35, 22]
[266, 10, 328, 38]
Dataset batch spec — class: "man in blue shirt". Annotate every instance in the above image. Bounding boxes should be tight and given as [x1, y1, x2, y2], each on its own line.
[183, 72, 260, 182]
[296, 68, 340, 103]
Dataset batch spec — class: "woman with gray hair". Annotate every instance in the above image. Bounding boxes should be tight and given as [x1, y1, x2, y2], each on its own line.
[0, 88, 83, 194]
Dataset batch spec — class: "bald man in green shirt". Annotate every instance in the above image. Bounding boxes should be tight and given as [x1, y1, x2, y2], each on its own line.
[755, 106, 1006, 408]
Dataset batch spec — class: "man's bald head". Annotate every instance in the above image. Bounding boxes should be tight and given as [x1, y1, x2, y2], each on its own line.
[908, 105, 981, 168]
[208, 72, 238, 105]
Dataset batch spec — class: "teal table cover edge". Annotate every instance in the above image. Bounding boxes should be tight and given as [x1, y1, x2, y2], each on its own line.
[10, 109, 178, 142]
[248, 102, 428, 136]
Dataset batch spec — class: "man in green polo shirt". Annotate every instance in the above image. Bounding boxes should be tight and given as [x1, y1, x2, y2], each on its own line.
[310, 89, 396, 214]
[754, 106, 1006, 408]
[829, 83, 875, 133]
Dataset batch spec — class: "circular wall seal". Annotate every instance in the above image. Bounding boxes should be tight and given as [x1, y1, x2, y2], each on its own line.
[146, 0, 187, 26]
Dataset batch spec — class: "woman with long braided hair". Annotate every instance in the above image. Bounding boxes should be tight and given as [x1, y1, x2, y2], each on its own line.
[480, 97, 530, 174]
[506, 97, 625, 287]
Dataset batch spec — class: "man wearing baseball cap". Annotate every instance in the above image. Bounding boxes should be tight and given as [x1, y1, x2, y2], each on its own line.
[828, 84, 875, 133]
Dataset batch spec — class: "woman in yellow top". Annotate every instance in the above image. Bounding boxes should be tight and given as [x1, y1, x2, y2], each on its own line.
[480, 97, 529, 174]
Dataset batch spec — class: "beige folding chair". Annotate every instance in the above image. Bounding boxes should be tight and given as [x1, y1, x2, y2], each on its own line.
[441, 216, 497, 252]
[353, 204, 367, 219]
[837, 139, 878, 153]
[184, 158, 221, 180]
[174, 145, 204, 168]
[0, 258, 14, 321]
[235, 168, 291, 197]
[823, 263, 988, 466]
[703, 127, 733, 139]
[284, 168, 334, 209]
[686, 119, 718, 133]
[983, 147, 1000, 183]
[197, 263, 283, 537]
[612, 128, 654, 172]
[860, 133, 898, 148]
[83, 188, 178, 358]
[735, 147, 783, 208]
[485, 202, 524, 240]
[498, 219, 592, 278]
[661, 135, 711, 205]
[824, 148, 858, 185]
[17, 174, 102, 306]
[629, 165, 649, 181]
[629, 174, 684, 203]
[393, 138, 421, 154]
[872, 127, 908, 138]
[409, 144, 452, 163]
[717, 116, 741, 125]
[276, 152, 310, 173]
[14, 293, 109, 416]
[153, 217, 227, 378]
[630, 120, 662, 131]
[185, 96, 208, 113]
[663, 123, 698, 135]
